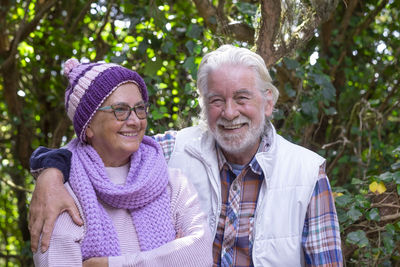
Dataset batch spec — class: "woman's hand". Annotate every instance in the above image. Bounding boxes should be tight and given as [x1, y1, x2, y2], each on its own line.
[83, 257, 108, 267]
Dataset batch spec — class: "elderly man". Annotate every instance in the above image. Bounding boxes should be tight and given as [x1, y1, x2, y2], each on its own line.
[30, 45, 343, 266]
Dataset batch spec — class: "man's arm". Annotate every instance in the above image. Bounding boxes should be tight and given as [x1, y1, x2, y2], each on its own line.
[30, 146, 73, 182]
[33, 183, 84, 266]
[152, 130, 177, 163]
[302, 165, 343, 266]
[29, 147, 82, 253]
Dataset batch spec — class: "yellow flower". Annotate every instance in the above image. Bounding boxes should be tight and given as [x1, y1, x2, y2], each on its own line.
[369, 181, 387, 194]
[332, 192, 343, 199]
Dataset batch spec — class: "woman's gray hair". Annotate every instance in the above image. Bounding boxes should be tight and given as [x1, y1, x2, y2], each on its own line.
[196, 45, 279, 119]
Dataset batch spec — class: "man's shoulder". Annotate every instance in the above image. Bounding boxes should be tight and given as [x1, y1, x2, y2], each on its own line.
[174, 125, 210, 146]
[175, 125, 204, 136]
[275, 134, 325, 162]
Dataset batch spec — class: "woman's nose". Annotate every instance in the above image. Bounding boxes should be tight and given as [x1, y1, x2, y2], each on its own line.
[125, 110, 141, 125]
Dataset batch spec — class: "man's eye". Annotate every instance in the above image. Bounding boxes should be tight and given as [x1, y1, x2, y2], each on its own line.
[209, 98, 224, 104]
[236, 96, 250, 103]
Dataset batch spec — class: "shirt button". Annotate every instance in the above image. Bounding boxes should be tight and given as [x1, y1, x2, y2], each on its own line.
[233, 185, 237, 191]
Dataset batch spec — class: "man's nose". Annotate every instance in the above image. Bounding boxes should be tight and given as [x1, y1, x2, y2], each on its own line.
[222, 100, 239, 120]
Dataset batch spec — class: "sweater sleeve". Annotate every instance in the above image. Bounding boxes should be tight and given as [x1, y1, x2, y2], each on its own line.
[33, 183, 85, 266]
[30, 146, 72, 183]
[108, 168, 213, 267]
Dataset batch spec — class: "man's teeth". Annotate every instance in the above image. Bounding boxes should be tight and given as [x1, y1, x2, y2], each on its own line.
[223, 124, 242, 129]
[121, 133, 137, 136]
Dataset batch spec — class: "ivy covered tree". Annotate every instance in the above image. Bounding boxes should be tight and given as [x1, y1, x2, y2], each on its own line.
[0, 0, 399, 265]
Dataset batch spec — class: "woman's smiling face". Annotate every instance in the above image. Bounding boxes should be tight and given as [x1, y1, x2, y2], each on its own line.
[86, 82, 147, 167]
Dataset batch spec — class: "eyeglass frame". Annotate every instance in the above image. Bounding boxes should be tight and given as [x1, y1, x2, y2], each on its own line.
[98, 102, 150, 121]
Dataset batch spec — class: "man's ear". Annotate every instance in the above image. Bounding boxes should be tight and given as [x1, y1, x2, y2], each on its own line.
[264, 90, 274, 118]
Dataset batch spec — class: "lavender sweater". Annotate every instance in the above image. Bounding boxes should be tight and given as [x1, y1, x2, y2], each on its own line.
[33, 164, 213, 267]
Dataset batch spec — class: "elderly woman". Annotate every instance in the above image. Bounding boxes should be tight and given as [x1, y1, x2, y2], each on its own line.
[33, 59, 212, 266]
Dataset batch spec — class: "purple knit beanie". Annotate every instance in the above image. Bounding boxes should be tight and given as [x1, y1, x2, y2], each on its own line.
[63, 58, 148, 142]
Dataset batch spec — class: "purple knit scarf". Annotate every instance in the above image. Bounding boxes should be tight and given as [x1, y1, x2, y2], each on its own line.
[68, 136, 176, 260]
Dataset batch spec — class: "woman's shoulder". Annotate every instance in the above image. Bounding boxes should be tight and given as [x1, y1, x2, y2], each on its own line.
[167, 168, 199, 208]
[167, 167, 197, 193]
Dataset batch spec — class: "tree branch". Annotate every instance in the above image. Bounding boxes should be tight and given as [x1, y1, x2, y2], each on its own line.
[336, 0, 359, 44]
[67, 0, 96, 34]
[0, 176, 32, 193]
[192, 0, 218, 33]
[330, 0, 388, 77]
[192, 0, 255, 43]
[0, 0, 58, 71]
[256, 0, 281, 67]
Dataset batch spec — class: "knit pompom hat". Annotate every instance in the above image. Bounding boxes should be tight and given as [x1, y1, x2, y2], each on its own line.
[63, 58, 148, 142]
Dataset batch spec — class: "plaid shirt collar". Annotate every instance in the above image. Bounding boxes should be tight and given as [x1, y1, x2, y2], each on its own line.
[216, 124, 273, 175]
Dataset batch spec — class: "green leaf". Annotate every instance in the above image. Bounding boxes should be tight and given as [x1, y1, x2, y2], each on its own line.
[301, 100, 318, 121]
[309, 72, 326, 85]
[335, 194, 352, 207]
[354, 194, 371, 208]
[382, 233, 395, 253]
[385, 224, 396, 236]
[284, 83, 296, 97]
[321, 83, 336, 102]
[151, 109, 164, 120]
[392, 162, 400, 170]
[184, 83, 193, 93]
[161, 41, 174, 54]
[324, 107, 337, 115]
[351, 178, 364, 185]
[283, 57, 300, 70]
[110, 54, 127, 64]
[137, 42, 148, 55]
[347, 206, 362, 221]
[143, 59, 163, 77]
[236, 2, 258, 16]
[185, 41, 195, 55]
[379, 171, 394, 182]
[346, 230, 369, 247]
[391, 171, 400, 184]
[187, 24, 203, 39]
[208, 15, 217, 25]
[183, 56, 197, 78]
[337, 208, 348, 224]
[366, 208, 380, 221]
[393, 146, 400, 154]
[395, 221, 400, 231]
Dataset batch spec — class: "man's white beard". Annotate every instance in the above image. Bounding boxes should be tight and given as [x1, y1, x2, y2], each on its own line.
[211, 114, 266, 154]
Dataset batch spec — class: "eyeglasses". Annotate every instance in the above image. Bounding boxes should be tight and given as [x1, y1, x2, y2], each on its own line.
[98, 102, 150, 121]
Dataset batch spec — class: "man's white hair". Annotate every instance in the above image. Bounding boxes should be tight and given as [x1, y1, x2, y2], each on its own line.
[196, 45, 279, 122]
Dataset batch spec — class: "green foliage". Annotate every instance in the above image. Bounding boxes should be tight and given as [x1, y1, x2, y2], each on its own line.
[333, 146, 400, 264]
[0, 0, 399, 265]
[271, 0, 400, 264]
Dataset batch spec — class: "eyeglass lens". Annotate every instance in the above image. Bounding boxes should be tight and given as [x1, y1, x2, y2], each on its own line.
[113, 103, 148, 120]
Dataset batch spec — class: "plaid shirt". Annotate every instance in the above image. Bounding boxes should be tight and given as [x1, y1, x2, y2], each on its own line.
[212, 141, 265, 267]
[153, 131, 342, 266]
